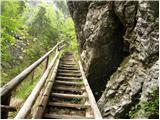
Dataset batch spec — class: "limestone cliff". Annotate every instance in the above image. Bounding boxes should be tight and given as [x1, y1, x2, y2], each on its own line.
[67, 1, 159, 119]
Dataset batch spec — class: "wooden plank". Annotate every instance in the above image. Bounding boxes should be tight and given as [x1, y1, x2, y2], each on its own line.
[1, 93, 11, 119]
[1, 105, 16, 112]
[61, 59, 73, 61]
[58, 66, 78, 70]
[57, 69, 80, 73]
[15, 52, 60, 119]
[55, 80, 83, 85]
[54, 86, 85, 92]
[48, 102, 90, 109]
[43, 56, 49, 72]
[85, 100, 93, 118]
[0, 40, 64, 98]
[51, 93, 86, 99]
[56, 76, 82, 80]
[44, 113, 93, 119]
[60, 63, 76, 65]
[33, 59, 60, 119]
[57, 72, 81, 77]
[59, 64, 77, 67]
[78, 61, 102, 119]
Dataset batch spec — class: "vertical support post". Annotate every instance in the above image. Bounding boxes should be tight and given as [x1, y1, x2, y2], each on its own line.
[31, 70, 35, 84]
[45, 56, 49, 70]
[43, 56, 49, 73]
[56, 45, 59, 53]
[1, 93, 12, 119]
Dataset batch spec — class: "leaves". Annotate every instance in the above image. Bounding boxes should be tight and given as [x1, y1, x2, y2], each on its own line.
[1, 0, 78, 89]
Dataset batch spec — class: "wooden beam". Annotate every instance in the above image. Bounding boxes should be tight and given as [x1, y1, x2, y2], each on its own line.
[60, 63, 76, 65]
[33, 59, 60, 119]
[85, 100, 93, 118]
[51, 93, 86, 99]
[59, 64, 76, 67]
[56, 76, 82, 80]
[54, 86, 85, 92]
[1, 93, 11, 119]
[61, 59, 73, 61]
[55, 80, 83, 86]
[48, 102, 90, 109]
[57, 72, 81, 77]
[44, 56, 49, 72]
[58, 66, 78, 70]
[1, 105, 16, 112]
[57, 69, 80, 73]
[15, 51, 59, 119]
[44, 113, 93, 119]
[78, 60, 102, 119]
[0, 41, 64, 98]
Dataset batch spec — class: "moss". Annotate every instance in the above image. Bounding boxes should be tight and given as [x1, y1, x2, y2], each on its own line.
[143, 88, 159, 118]
[129, 87, 159, 118]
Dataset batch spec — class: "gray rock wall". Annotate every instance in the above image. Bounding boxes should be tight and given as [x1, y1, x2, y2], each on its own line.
[67, 1, 159, 118]
[68, 1, 129, 100]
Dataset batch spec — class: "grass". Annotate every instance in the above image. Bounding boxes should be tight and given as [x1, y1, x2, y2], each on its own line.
[14, 76, 40, 99]
[10, 61, 45, 98]
[1, 62, 30, 86]
[2, 42, 78, 118]
[7, 57, 54, 118]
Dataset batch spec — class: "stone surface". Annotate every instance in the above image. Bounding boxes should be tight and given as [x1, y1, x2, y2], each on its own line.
[68, 1, 159, 118]
[68, 1, 128, 100]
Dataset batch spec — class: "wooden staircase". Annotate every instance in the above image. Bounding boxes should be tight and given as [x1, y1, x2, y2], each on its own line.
[40, 53, 94, 119]
[1, 40, 102, 119]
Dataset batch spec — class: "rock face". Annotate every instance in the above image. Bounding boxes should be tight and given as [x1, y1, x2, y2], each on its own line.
[68, 1, 129, 100]
[67, 1, 159, 119]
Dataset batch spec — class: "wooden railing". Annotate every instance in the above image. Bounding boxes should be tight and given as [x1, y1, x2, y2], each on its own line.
[78, 61, 102, 119]
[0, 40, 68, 119]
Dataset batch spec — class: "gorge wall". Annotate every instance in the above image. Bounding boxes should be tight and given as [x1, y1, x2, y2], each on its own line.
[67, 1, 159, 119]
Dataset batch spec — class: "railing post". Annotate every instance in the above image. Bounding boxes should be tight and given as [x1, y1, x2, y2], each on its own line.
[56, 45, 59, 53]
[43, 56, 49, 73]
[1, 93, 12, 119]
[15, 52, 60, 119]
[0, 40, 65, 119]
[31, 70, 35, 84]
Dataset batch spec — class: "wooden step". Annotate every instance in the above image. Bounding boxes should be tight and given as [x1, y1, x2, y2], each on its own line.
[56, 76, 82, 80]
[57, 69, 80, 73]
[1, 105, 17, 112]
[57, 72, 81, 77]
[55, 80, 83, 86]
[54, 86, 85, 92]
[61, 63, 76, 65]
[51, 93, 87, 99]
[60, 63, 76, 65]
[58, 66, 78, 70]
[61, 59, 73, 61]
[60, 64, 77, 68]
[48, 102, 90, 109]
[61, 57, 73, 60]
[44, 113, 93, 119]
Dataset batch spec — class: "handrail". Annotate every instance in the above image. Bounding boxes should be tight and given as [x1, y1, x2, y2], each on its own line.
[78, 60, 102, 119]
[0, 40, 64, 99]
[15, 51, 60, 119]
[33, 59, 60, 119]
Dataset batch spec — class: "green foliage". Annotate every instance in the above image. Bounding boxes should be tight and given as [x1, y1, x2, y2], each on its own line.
[143, 88, 159, 118]
[129, 103, 141, 118]
[1, 0, 77, 101]
[1, 0, 26, 61]
[129, 88, 159, 119]
[15, 75, 39, 99]
[54, 0, 70, 18]
[1, 1, 78, 118]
